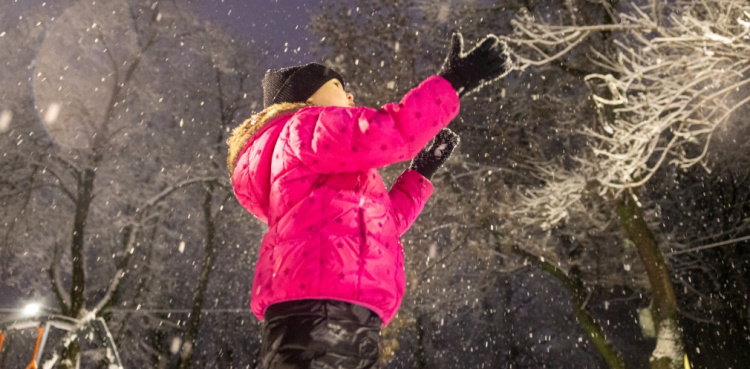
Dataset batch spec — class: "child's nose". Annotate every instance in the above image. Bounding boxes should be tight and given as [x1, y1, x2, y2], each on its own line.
[347, 93, 353, 101]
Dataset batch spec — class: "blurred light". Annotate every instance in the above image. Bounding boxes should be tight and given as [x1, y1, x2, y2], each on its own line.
[23, 302, 43, 316]
[44, 103, 61, 125]
[0, 110, 11, 133]
[170, 337, 182, 354]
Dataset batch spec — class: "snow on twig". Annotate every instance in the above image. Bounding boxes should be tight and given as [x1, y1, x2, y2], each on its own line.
[505, 1, 750, 227]
[90, 176, 224, 316]
[667, 234, 750, 256]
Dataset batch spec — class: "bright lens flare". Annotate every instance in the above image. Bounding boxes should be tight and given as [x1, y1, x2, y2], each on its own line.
[0, 110, 11, 133]
[23, 302, 42, 316]
[44, 103, 61, 125]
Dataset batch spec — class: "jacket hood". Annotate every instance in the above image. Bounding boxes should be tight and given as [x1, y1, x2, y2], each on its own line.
[227, 102, 308, 222]
[227, 102, 309, 177]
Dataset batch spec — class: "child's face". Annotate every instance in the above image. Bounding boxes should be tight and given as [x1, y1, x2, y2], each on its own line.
[306, 79, 354, 107]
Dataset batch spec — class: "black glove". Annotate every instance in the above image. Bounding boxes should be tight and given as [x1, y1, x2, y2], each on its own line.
[410, 128, 460, 180]
[438, 32, 512, 97]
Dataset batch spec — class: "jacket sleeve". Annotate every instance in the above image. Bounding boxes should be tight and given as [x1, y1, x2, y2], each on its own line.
[287, 76, 459, 173]
[389, 169, 434, 235]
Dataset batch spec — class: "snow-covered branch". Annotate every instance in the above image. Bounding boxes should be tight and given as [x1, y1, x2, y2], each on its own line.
[502, 5, 655, 71]
[90, 176, 225, 316]
[510, 163, 589, 230]
[49, 243, 72, 312]
[508, 0, 750, 227]
[142, 176, 225, 210]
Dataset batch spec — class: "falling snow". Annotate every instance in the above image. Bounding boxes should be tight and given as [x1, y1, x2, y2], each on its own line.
[0, 1, 748, 368]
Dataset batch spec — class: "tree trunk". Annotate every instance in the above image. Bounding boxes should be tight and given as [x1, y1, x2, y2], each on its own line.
[57, 167, 98, 369]
[512, 245, 627, 369]
[616, 191, 683, 369]
[69, 167, 96, 317]
[59, 340, 81, 369]
[178, 188, 218, 369]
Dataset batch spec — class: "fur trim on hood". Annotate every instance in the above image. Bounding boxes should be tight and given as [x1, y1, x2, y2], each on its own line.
[227, 102, 309, 177]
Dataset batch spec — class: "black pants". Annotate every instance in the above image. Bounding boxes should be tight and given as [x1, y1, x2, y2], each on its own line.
[261, 299, 382, 369]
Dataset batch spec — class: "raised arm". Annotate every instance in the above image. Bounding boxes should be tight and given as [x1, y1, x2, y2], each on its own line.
[388, 169, 434, 235]
[287, 32, 511, 174]
[389, 128, 461, 234]
[287, 76, 459, 173]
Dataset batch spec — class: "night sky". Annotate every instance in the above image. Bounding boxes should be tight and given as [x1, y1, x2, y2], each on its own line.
[1, 0, 333, 70]
[188, 0, 330, 70]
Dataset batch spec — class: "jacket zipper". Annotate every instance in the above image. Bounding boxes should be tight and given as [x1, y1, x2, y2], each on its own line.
[357, 177, 367, 298]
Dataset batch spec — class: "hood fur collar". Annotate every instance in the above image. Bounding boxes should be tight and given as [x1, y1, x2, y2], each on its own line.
[227, 102, 309, 177]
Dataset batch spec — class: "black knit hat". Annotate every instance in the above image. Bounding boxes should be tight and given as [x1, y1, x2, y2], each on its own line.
[262, 63, 345, 108]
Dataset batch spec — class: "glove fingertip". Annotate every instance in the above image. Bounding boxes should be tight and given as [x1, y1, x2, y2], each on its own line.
[439, 130, 457, 144]
[490, 40, 508, 54]
[451, 32, 464, 55]
[477, 35, 499, 51]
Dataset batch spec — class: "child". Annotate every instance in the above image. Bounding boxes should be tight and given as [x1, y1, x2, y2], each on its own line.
[227, 32, 511, 368]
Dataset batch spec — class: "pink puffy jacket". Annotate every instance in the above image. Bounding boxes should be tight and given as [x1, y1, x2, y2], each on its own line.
[231, 76, 459, 325]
